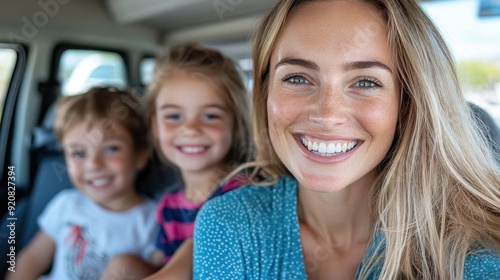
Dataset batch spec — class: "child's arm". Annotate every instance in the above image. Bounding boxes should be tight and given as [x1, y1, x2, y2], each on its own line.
[5, 230, 55, 280]
[151, 250, 166, 268]
[99, 254, 159, 280]
[144, 238, 193, 280]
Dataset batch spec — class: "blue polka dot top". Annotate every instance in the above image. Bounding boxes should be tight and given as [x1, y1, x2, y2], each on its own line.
[193, 176, 500, 279]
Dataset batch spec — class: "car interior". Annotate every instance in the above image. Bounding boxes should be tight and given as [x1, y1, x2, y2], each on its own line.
[1, 0, 500, 278]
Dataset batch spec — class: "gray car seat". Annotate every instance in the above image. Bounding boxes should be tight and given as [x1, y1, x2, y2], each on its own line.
[469, 102, 500, 163]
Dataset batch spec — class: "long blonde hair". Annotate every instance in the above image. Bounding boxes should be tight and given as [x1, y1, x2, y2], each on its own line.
[248, 0, 500, 278]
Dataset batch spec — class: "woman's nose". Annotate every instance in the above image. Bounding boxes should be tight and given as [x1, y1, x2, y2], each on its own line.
[308, 86, 349, 128]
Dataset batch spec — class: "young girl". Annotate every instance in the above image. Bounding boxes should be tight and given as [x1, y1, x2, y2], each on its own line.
[7, 88, 158, 280]
[148, 43, 251, 274]
[103, 44, 252, 280]
[193, 0, 500, 279]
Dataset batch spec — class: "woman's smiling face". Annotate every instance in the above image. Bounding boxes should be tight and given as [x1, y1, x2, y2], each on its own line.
[267, 0, 399, 192]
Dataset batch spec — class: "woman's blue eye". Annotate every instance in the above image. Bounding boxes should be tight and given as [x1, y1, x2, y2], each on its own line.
[354, 79, 380, 88]
[284, 75, 310, 85]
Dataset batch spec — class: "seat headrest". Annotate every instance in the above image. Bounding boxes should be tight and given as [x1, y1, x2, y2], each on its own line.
[31, 102, 62, 152]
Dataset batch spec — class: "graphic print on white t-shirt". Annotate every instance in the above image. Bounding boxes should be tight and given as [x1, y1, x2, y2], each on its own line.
[63, 223, 108, 279]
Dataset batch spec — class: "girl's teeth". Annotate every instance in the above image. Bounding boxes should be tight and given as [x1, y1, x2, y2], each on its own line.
[181, 146, 205, 153]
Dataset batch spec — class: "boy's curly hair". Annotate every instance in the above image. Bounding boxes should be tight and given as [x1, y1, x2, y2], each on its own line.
[54, 87, 148, 151]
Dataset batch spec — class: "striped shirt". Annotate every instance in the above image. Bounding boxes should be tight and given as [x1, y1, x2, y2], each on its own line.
[155, 175, 245, 263]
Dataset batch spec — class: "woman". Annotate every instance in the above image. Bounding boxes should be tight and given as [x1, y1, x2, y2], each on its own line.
[193, 0, 500, 279]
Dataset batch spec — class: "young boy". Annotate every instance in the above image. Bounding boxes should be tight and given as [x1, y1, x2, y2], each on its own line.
[8, 87, 157, 280]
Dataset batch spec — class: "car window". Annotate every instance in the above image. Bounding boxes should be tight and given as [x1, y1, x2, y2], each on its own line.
[0, 48, 17, 125]
[140, 56, 156, 86]
[421, 0, 500, 128]
[58, 49, 127, 96]
[237, 58, 253, 92]
[88, 65, 115, 79]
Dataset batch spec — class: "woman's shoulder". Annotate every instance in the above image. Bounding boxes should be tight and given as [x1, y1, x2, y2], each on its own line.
[464, 248, 500, 279]
[218, 174, 245, 194]
[209, 176, 296, 205]
[197, 176, 298, 223]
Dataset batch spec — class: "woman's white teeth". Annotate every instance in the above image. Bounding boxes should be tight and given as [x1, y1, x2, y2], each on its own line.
[300, 136, 357, 157]
[319, 143, 327, 153]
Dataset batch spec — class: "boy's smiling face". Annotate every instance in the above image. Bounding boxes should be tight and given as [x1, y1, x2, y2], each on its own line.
[62, 121, 148, 211]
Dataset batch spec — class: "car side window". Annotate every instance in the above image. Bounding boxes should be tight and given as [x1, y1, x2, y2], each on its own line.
[58, 49, 127, 96]
[422, 0, 500, 130]
[0, 47, 17, 125]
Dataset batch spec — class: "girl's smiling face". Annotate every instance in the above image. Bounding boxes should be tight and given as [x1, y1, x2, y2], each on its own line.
[152, 72, 234, 175]
[267, 0, 400, 192]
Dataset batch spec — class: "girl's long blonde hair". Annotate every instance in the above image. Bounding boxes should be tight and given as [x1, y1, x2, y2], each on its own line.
[248, 0, 500, 278]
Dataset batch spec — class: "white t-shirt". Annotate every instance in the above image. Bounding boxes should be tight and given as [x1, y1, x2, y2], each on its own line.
[37, 189, 157, 280]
